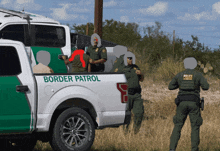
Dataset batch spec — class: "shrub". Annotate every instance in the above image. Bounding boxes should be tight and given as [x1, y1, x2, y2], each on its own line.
[153, 57, 185, 82]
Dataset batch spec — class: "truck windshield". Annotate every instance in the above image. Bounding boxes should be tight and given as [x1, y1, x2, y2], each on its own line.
[0, 24, 66, 48]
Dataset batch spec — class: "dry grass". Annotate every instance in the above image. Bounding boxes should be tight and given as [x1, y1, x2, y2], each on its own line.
[33, 57, 220, 151]
[33, 76, 220, 151]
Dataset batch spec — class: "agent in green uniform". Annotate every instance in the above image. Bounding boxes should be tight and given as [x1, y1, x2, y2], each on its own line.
[169, 57, 209, 151]
[86, 33, 107, 72]
[110, 45, 127, 72]
[63, 45, 91, 72]
[123, 51, 144, 135]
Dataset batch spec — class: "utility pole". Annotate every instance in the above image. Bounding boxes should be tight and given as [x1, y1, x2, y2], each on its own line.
[94, 0, 103, 38]
[173, 30, 175, 58]
[86, 23, 89, 35]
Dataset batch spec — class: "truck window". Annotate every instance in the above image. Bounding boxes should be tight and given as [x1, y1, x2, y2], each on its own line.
[0, 46, 21, 76]
[0, 25, 26, 44]
[31, 25, 65, 47]
[0, 24, 65, 48]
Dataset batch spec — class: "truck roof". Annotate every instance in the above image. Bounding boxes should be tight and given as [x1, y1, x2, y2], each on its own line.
[0, 39, 25, 46]
[0, 8, 60, 25]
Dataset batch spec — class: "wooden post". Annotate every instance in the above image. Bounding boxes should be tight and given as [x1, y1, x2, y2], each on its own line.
[173, 30, 175, 58]
[86, 23, 89, 35]
[94, 0, 103, 39]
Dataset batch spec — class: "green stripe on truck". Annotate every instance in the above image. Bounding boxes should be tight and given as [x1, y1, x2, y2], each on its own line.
[0, 76, 31, 133]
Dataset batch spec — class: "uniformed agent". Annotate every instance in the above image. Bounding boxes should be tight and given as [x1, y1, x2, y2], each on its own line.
[86, 33, 107, 72]
[169, 57, 209, 151]
[62, 45, 91, 72]
[33, 51, 54, 73]
[122, 51, 144, 135]
[110, 45, 127, 72]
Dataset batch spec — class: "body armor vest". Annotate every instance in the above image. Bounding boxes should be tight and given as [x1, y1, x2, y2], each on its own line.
[179, 71, 196, 91]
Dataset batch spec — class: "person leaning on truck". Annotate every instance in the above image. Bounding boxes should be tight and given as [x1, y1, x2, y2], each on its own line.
[33, 51, 54, 73]
[110, 45, 127, 72]
[86, 33, 107, 72]
[168, 57, 209, 151]
[122, 51, 144, 135]
[62, 45, 91, 72]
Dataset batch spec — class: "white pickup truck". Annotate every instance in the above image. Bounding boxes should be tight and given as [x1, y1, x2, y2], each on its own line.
[0, 39, 129, 151]
[0, 8, 117, 73]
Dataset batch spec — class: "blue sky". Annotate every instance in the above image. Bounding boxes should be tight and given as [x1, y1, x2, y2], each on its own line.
[1, 0, 220, 51]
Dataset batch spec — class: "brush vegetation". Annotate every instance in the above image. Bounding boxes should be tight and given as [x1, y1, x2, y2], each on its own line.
[33, 21, 220, 150]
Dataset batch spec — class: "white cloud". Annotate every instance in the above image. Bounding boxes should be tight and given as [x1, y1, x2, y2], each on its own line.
[178, 11, 217, 21]
[52, 2, 92, 16]
[120, 16, 129, 23]
[194, 26, 205, 30]
[139, 2, 168, 16]
[16, 0, 32, 4]
[213, 2, 220, 14]
[120, 9, 132, 14]
[70, 7, 90, 13]
[84, 0, 93, 6]
[0, 0, 12, 5]
[212, 26, 217, 30]
[50, 4, 79, 21]
[0, 0, 41, 10]
[178, 2, 220, 21]
[104, 0, 117, 7]
[50, 2, 92, 21]
[77, 0, 94, 6]
[79, 15, 88, 20]
[138, 22, 155, 27]
[198, 22, 206, 25]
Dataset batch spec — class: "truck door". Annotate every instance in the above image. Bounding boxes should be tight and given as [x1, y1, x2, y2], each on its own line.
[0, 45, 34, 133]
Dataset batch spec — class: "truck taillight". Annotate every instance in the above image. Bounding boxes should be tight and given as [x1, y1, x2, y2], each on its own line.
[117, 83, 128, 103]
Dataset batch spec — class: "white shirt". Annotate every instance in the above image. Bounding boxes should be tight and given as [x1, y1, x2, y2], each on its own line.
[33, 63, 54, 73]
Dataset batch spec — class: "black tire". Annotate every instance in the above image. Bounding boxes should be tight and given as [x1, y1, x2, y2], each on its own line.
[50, 107, 95, 151]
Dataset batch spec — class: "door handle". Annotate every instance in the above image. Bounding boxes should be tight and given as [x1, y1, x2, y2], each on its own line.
[16, 85, 29, 92]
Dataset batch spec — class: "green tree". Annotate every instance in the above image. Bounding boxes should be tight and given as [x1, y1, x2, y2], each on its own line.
[72, 19, 141, 47]
[72, 23, 94, 36]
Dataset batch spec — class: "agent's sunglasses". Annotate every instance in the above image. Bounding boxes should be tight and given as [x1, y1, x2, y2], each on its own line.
[127, 57, 132, 60]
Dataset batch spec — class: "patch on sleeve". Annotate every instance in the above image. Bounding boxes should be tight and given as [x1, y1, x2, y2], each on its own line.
[102, 49, 106, 53]
[114, 59, 117, 63]
[133, 67, 137, 70]
[183, 74, 193, 80]
[114, 68, 118, 72]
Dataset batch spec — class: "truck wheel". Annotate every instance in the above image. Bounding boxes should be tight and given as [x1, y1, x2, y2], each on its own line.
[50, 107, 95, 151]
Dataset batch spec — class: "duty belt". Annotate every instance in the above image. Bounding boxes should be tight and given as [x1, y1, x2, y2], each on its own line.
[128, 88, 141, 95]
[178, 94, 200, 102]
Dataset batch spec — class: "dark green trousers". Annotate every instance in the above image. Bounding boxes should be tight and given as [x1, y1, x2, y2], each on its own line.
[125, 93, 144, 131]
[170, 101, 203, 151]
